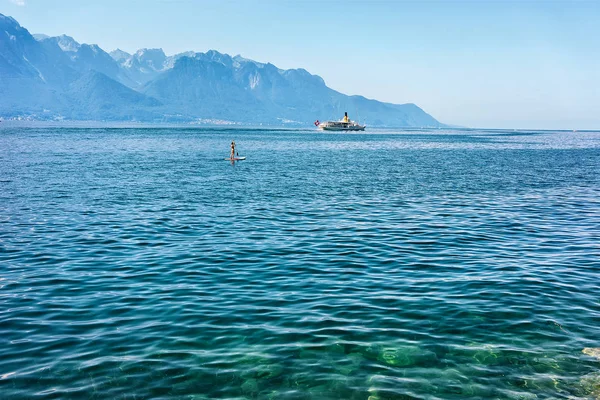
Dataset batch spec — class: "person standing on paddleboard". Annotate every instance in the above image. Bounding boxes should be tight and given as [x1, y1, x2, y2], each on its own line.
[230, 140, 236, 160]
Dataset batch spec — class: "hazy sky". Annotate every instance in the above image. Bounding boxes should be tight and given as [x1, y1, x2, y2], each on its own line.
[3, 0, 599, 129]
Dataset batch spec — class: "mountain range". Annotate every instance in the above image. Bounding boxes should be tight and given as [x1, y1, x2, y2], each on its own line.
[0, 14, 443, 127]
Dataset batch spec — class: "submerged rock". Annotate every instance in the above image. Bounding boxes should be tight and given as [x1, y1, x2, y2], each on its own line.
[348, 352, 365, 363]
[377, 346, 422, 367]
[240, 378, 259, 394]
[256, 363, 284, 380]
[334, 352, 366, 376]
[471, 344, 500, 364]
[579, 372, 600, 399]
[378, 348, 407, 366]
[505, 392, 538, 400]
[583, 348, 600, 361]
[367, 381, 381, 400]
[240, 363, 284, 382]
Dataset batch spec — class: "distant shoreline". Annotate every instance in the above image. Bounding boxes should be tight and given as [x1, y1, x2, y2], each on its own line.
[0, 120, 597, 132]
[0, 120, 312, 130]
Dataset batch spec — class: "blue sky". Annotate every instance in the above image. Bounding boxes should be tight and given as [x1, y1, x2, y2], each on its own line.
[3, 0, 599, 129]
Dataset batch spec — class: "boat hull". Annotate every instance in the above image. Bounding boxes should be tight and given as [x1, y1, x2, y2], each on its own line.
[320, 126, 365, 131]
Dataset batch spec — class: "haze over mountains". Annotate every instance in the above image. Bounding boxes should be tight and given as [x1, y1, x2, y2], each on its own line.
[0, 14, 443, 127]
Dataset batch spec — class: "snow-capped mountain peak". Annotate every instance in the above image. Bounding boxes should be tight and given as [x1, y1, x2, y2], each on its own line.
[54, 34, 81, 52]
[109, 48, 131, 63]
[32, 33, 49, 41]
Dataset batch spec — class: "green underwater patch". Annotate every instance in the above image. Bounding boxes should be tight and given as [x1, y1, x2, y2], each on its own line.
[578, 372, 600, 399]
[376, 346, 425, 367]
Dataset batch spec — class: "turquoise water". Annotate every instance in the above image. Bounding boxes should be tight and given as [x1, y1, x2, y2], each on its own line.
[1, 127, 599, 399]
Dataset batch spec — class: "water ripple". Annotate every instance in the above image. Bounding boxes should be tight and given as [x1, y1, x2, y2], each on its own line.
[0, 128, 599, 399]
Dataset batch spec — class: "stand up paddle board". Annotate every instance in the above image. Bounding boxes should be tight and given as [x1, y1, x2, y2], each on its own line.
[224, 157, 246, 161]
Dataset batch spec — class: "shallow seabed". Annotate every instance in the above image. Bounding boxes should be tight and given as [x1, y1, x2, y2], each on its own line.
[1, 128, 599, 399]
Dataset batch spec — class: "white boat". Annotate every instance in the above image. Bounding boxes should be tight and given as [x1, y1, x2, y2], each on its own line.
[316, 112, 365, 131]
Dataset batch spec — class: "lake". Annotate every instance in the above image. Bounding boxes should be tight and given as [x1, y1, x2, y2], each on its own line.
[1, 127, 599, 399]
